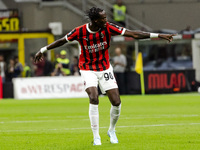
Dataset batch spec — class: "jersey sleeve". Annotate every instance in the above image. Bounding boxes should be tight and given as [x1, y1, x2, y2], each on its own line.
[108, 23, 126, 36]
[65, 28, 78, 41]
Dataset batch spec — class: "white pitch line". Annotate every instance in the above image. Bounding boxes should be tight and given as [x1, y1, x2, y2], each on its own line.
[120, 114, 199, 120]
[1, 122, 200, 133]
[0, 114, 198, 120]
[120, 114, 199, 117]
[0, 119, 89, 124]
[0, 114, 199, 124]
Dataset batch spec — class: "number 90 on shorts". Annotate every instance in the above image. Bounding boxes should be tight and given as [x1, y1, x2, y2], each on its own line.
[80, 65, 118, 94]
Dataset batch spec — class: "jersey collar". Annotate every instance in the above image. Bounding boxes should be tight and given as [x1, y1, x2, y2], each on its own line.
[86, 23, 101, 33]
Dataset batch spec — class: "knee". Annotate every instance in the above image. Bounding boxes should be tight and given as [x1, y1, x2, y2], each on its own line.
[89, 93, 99, 104]
[112, 100, 121, 106]
[112, 93, 121, 106]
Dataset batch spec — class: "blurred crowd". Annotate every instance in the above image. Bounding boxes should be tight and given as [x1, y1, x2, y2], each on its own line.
[0, 55, 23, 83]
[0, 50, 80, 83]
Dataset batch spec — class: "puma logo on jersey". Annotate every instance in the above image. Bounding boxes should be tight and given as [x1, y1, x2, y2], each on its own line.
[83, 37, 89, 41]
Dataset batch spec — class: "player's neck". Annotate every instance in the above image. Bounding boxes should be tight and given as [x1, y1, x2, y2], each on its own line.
[88, 22, 100, 32]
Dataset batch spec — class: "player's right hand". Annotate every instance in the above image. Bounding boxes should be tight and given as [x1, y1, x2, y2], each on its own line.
[158, 34, 177, 43]
[34, 51, 43, 63]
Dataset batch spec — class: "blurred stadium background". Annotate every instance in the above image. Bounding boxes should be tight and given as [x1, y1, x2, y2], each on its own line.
[0, 0, 200, 98]
[1, 0, 200, 149]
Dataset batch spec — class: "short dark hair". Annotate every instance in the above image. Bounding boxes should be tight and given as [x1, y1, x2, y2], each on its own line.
[87, 7, 104, 21]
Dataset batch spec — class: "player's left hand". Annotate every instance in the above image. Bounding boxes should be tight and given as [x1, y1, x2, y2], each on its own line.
[34, 51, 43, 63]
[158, 34, 177, 43]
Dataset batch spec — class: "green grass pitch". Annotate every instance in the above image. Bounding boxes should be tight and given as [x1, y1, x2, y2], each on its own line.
[0, 93, 200, 150]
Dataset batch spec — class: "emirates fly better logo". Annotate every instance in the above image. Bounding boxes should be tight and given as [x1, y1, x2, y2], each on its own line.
[84, 41, 107, 53]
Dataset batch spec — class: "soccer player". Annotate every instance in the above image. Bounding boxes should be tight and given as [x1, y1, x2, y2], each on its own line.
[34, 7, 175, 145]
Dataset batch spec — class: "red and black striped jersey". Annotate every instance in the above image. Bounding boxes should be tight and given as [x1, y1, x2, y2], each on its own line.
[65, 22, 126, 71]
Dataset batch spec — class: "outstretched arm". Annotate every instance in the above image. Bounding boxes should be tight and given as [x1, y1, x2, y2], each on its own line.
[123, 29, 176, 42]
[34, 37, 67, 63]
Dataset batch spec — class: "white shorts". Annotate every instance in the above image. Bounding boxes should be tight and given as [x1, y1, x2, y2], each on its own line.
[80, 65, 118, 94]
